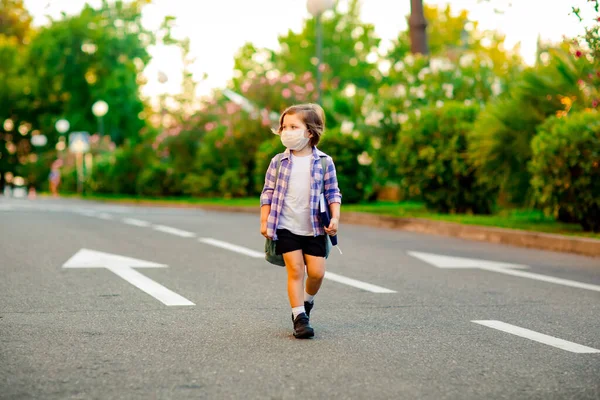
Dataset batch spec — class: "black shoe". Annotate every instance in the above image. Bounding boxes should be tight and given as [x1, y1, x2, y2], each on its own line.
[292, 312, 314, 339]
[304, 301, 314, 318]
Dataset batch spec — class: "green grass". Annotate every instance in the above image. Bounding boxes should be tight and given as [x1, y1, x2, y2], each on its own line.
[54, 193, 600, 239]
[344, 202, 600, 239]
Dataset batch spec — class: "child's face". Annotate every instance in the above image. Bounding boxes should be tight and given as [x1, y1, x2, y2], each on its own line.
[282, 114, 310, 138]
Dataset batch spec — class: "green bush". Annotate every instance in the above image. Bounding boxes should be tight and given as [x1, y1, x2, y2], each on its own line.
[253, 135, 285, 194]
[180, 105, 274, 198]
[396, 102, 497, 214]
[218, 168, 250, 198]
[529, 111, 600, 232]
[87, 142, 156, 195]
[16, 152, 55, 191]
[87, 155, 115, 193]
[318, 128, 375, 204]
[184, 126, 246, 197]
[59, 166, 79, 193]
[135, 163, 183, 197]
[468, 50, 593, 206]
[181, 173, 212, 197]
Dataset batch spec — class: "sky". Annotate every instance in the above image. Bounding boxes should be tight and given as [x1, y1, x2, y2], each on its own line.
[24, 0, 598, 99]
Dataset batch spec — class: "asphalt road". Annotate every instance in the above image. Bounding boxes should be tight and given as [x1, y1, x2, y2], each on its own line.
[1, 197, 599, 400]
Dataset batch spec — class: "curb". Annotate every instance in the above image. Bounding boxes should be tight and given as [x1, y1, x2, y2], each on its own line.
[186, 205, 600, 258]
[340, 212, 600, 258]
[68, 197, 600, 258]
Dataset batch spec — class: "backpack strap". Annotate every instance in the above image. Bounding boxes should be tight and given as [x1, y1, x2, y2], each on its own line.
[274, 153, 283, 189]
[320, 155, 327, 195]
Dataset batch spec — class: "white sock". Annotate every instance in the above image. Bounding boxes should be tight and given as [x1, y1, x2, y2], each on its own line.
[292, 306, 306, 319]
[304, 292, 315, 304]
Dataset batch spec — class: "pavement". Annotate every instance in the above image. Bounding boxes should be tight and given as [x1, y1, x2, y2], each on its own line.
[0, 196, 599, 400]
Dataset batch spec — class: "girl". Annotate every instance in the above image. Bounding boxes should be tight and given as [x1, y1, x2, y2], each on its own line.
[260, 103, 342, 339]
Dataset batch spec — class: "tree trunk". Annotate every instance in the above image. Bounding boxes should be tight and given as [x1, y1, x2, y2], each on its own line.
[409, 0, 429, 55]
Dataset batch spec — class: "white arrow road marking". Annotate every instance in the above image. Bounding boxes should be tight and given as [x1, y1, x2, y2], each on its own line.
[62, 249, 194, 306]
[198, 238, 396, 293]
[153, 225, 196, 238]
[122, 217, 151, 227]
[199, 238, 265, 258]
[472, 320, 600, 354]
[408, 251, 600, 292]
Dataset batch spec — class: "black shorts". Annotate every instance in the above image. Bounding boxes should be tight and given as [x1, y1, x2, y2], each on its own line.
[275, 229, 327, 257]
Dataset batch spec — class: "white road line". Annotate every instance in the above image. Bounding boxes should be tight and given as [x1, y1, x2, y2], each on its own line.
[153, 225, 196, 238]
[198, 237, 397, 293]
[122, 218, 151, 227]
[0, 204, 13, 211]
[199, 238, 265, 258]
[96, 212, 113, 220]
[107, 266, 195, 306]
[480, 266, 600, 293]
[75, 209, 98, 217]
[324, 271, 397, 293]
[63, 248, 194, 306]
[472, 320, 600, 354]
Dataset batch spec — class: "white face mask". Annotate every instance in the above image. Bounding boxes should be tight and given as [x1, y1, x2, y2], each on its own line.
[281, 129, 310, 150]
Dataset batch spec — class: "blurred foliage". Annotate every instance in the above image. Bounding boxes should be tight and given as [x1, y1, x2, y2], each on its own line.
[0, 0, 175, 191]
[231, 0, 380, 98]
[1, 0, 598, 229]
[253, 135, 285, 194]
[388, 4, 523, 79]
[396, 102, 497, 214]
[362, 51, 501, 187]
[530, 110, 600, 232]
[26, 0, 154, 147]
[572, 0, 600, 60]
[468, 49, 598, 206]
[0, 0, 32, 44]
[0, 0, 34, 190]
[319, 128, 376, 204]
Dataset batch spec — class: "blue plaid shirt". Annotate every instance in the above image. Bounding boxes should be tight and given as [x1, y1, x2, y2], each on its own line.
[260, 147, 342, 241]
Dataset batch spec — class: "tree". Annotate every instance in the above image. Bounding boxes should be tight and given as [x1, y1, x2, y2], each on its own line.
[0, 0, 32, 44]
[0, 0, 34, 192]
[229, 0, 381, 103]
[26, 0, 155, 149]
[277, 0, 380, 91]
[572, 0, 599, 60]
[388, 4, 522, 79]
[468, 48, 595, 207]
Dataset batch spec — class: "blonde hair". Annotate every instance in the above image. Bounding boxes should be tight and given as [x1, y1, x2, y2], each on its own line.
[276, 103, 325, 147]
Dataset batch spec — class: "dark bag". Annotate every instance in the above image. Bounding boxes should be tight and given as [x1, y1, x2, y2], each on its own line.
[264, 154, 331, 266]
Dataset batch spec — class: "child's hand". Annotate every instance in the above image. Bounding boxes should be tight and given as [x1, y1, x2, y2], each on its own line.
[260, 221, 271, 239]
[325, 218, 338, 236]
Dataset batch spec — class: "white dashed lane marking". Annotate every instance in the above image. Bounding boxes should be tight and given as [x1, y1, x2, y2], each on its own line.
[472, 320, 600, 354]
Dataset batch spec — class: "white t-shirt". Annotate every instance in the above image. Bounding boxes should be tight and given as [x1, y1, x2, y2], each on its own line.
[278, 153, 313, 236]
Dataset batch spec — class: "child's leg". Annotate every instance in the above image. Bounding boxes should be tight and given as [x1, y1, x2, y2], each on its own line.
[304, 254, 325, 296]
[283, 250, 306, 307]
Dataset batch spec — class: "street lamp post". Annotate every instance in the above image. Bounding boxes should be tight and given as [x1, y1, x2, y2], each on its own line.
[91, 100, 109, 137]
[409, 0, 429, 55]
[307, 0, 334, 104]
[158, 71, 169, 130]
